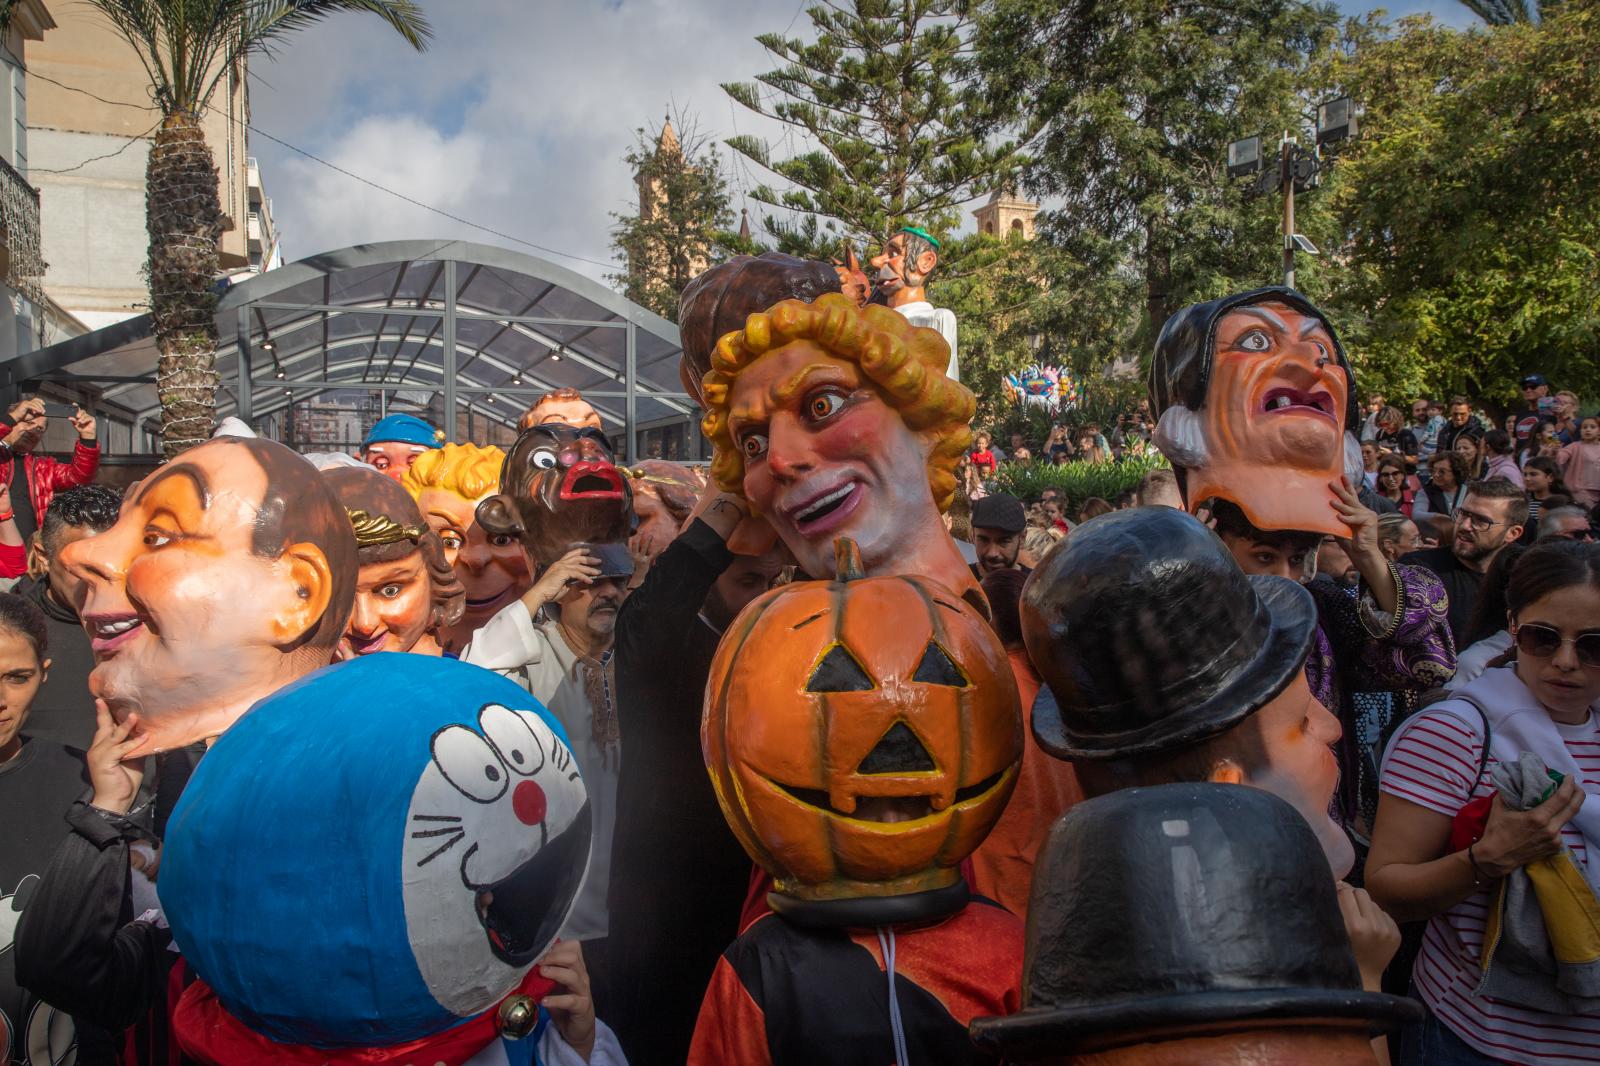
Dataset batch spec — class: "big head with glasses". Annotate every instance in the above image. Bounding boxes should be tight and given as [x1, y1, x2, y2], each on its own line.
[1451, 484, 1529, 571]
[1504, 540, 1600, 725]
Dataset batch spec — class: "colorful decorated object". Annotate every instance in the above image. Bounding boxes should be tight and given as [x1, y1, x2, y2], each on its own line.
[968, 783, 1420, 1063]
[1002, 365, 1078, 415]
[476, 423, 634, 568]
[162, 653, 591, 1054]
[1149, 287, 1361, 538]
[703, 538, 1021, 924]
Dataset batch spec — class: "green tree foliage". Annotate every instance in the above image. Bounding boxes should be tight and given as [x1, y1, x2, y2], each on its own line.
[1317, 6, 1600, 411]
[988, 451, 1168, 512]
[610, 117, 746, 322]
[724, 0, 1027, 246]
[1457, 0, 1544, 24]
[977, 0, 1341, 343]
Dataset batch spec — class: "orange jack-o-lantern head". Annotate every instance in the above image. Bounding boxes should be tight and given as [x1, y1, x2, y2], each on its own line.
[702, 538, 1021, 924]
[1149, 288, 1362, 537]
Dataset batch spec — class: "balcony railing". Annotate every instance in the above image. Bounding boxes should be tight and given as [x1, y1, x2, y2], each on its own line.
[0, 153, 45, 303]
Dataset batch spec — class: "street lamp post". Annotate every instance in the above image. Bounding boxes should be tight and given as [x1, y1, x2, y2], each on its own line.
[1227, 97, 1357, 289]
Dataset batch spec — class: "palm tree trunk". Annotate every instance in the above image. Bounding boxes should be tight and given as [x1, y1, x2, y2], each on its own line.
[147, 113, 224, 458]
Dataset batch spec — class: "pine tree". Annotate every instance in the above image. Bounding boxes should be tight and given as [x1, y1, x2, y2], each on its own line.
[610, 116, 744, 322]
[723, 0, 1028, 246]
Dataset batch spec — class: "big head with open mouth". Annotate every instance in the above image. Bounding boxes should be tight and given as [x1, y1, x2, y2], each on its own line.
[60, 437, 356, 756]
[475, 423, 633, 569]
[703, 538, 1021, 925]
[702, 294, 979, 605]
[1150, 288, 1362, 538]
[403, 443, 533, 652]
[159, 654, 591, 1049]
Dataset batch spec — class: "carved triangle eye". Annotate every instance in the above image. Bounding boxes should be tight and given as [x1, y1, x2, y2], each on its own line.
[807, 643, 874, 692]
[912, 641, 967, 687]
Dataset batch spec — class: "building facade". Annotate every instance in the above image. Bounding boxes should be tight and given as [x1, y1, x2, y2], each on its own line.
[972, 186, 1039, 241]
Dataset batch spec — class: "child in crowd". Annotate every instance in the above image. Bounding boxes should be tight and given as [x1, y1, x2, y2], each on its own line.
[1559, 416, 1600, 508]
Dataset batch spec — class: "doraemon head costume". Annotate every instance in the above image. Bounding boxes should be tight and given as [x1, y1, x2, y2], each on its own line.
[160, 653, 591, 1051]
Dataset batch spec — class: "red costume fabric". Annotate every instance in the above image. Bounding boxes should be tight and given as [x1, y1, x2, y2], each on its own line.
[688, 900, 1023, 1066]
[174, 967, 555, 1066]
[0, 428, 100, 519]
[968, 649, 1084, 919]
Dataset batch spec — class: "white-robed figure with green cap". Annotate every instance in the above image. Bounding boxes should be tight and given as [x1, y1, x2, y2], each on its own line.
[870, 225, 960, 382]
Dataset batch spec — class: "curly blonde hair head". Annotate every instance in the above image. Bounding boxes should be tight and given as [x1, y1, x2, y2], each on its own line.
[700, 293, 975, 513]
[401, 441, 507, 503]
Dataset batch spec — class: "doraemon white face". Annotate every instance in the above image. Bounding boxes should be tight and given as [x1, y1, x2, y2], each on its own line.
[401, 703, 591, 1017]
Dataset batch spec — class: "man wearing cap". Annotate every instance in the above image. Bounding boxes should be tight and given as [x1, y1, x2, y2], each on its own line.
[970, 493, 1031, 579]
[359, 413, 443, 481]
[1514, 373, 1557, 451]
[461, 541, 634, 1007]
[870, 226, 960, 381]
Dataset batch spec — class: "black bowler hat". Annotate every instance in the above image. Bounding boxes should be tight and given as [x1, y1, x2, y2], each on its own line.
[1020, 507, 1316, 760]
[968, 783, 1422, 1058]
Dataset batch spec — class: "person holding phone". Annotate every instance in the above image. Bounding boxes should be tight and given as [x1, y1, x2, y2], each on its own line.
[0, 397, 100, 547]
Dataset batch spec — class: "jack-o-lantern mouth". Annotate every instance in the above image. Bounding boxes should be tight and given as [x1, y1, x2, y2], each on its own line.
[767, 768, 1010, 825]
[558, 461, 624, 500]
[1259, 386, 1335, 420]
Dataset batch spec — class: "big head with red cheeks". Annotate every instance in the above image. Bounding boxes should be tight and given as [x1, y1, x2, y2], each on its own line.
[364, 440, 430, 482]
[1151, 291, 1359, 539]
[62, 438, 356, 756]
[728, 343, 961, 590]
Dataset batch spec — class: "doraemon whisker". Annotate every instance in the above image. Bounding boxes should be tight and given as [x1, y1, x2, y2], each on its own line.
[411, 827, 464, 839]
[410, 814, 463, 822]
[415, 830, 465, 867]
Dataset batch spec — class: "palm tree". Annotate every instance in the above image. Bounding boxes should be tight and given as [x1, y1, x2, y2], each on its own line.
[87, 1, 431, 457]
[1456, 0, 1551, 23]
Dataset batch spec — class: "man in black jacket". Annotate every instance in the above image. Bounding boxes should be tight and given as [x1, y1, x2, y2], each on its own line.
[606, 492, 786, 1064]
[14, 484, 122, 750]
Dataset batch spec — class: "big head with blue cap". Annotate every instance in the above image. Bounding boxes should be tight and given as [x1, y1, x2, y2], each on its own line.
[161, 653, 591, 1050]
[361, 414, 444, 482]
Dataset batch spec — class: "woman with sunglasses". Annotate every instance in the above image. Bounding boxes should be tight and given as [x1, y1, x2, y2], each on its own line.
[1373, 454, 1419, 517]
[1368, 540, 1600, 1065]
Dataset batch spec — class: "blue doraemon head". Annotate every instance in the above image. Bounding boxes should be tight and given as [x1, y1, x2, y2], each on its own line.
[160, 653, 591, 1049]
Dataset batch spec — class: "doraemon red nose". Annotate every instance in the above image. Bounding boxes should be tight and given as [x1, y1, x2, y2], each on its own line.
[559, 460, 624, 500]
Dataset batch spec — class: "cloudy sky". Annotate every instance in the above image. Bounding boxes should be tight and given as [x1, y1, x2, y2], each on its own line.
[247, 0, 1475, 288]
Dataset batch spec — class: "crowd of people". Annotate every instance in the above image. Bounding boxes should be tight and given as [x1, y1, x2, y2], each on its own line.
[0, 250, 1596, 1066]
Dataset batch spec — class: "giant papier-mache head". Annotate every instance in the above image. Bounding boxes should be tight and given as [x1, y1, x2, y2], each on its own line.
[475, 422, 634, 568]
[162, 653, 592, 1058]
[701, 292, 975, 516]
[702, 538, 1020, 927]
[1149, 287, 1363, 538]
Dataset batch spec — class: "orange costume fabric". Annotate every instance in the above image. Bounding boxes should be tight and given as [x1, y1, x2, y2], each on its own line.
[968, 649, 1084, 918]
[688, 900, 1023, 1066]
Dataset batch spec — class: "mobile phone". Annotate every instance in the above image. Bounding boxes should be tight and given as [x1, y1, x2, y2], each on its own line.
[1538, 396, 1554, 412]
[39, 402, 77, 418]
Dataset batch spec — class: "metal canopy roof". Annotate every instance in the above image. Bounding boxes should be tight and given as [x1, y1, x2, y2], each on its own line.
[5, 239, 690, 455]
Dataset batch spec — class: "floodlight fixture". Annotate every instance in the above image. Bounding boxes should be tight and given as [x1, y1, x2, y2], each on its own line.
[1227, 135, 1263, 178]
[1316, 96, 1357, 146]
[1290, 234, 1320, 255]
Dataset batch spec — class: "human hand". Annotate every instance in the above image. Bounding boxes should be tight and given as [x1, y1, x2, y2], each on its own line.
[1329, 477, 1381, 564]
[1337, 881, 1399, 991]
[1476, 775, 1585, 877]
[70, 406, 96, 440]
[538, 939, 596, 1061]
[531, 548, 601, 601]
[87, 699, 147, 815]
[4, 398, 43, 445]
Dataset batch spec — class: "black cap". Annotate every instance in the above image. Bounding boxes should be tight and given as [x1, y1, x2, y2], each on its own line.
[1020, 507, 1316, 760]
[588, 542, 635, 580]
[971, 493, 1026, 534]
[1523, 373, 1549, 388]
[968, 783, 1422, 1058]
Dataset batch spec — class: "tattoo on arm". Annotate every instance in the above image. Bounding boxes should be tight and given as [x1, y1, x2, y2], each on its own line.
[709, 499, 746, 519]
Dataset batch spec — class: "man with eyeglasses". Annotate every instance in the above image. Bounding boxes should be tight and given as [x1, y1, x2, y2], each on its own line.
[1536, 505, 1598, 543]
[1402, 478, 1529, 646]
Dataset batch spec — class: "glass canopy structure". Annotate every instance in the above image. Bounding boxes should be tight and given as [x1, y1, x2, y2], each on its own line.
[0, 239, 697, 461]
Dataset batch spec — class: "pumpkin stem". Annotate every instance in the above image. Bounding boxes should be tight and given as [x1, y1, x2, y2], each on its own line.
[834, 537, 865, 582]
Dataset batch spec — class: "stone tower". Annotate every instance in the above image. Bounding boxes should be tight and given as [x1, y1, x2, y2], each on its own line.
[972, 185, 1039, 241]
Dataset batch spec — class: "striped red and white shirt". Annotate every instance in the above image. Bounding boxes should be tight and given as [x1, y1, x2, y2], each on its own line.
[1383, 699, 1600, 1064]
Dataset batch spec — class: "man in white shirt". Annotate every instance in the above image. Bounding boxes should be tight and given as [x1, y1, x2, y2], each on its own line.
[462, 541, 633, 1009]
[870, 225, 960, 381]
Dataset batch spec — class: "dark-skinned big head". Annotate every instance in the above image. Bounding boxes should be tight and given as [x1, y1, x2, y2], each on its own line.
[475, 423, 633, 567]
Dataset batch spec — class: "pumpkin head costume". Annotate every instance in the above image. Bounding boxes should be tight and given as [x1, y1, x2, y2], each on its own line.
[688, 538, 1026, 1066]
